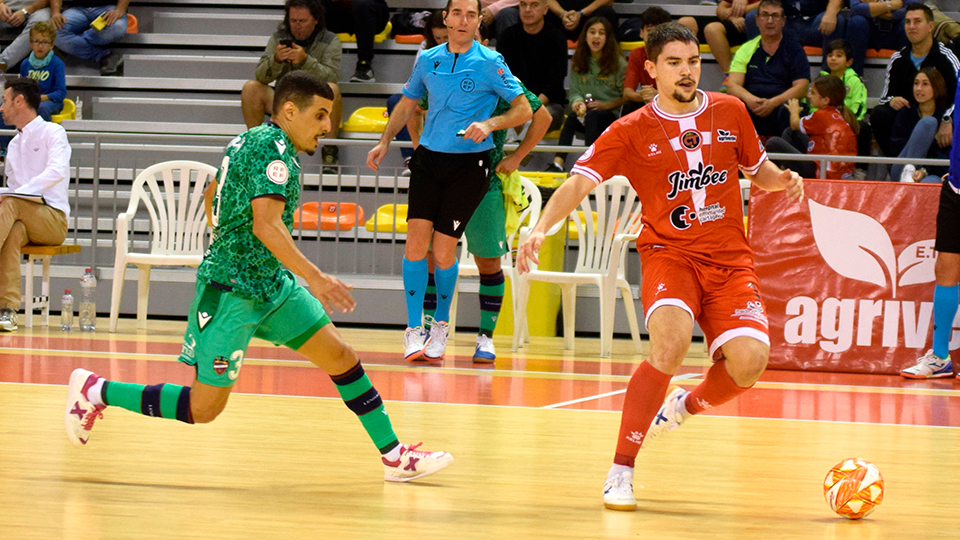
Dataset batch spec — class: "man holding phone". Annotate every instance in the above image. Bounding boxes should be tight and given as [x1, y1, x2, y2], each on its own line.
[49, 0, 127, 75]
[242, 0, 343, 171]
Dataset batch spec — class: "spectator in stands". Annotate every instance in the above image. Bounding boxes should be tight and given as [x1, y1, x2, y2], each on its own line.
[497, 0, 568, 131]
[0, 0, 52, 73]
[49, 0, 126, 76]
[322, 0, 388, 82]
[819, 39, 867, 121]
[387, 10, 447, 175]
[702, 0, 758, 75]
[765, 74, 858, 179]
[870, 3, 958, 158]
[21, 22, 65, 121]
[726, 0, 809, 137]
[242, 0, 342, 170]
[890, 67, 951, 182]
[545, 0, 617, 41]
[846, 0, 906, 75]
[480, 0, 520, 42]
[0, 78, 71, 332]
[546, 16, 625, 172]
[621, 7, 671, 116]
[744, 0, 843, 71]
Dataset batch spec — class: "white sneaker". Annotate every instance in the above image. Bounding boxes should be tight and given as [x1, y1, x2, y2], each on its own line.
[423, 320, 449, 360]
[403, 326, 428, 362]
[383, 442, 454, 482]
[65, 368, 106, 446]
[473, 335, 496, 363]
[900, 164, 917, 183]
[603, 471, 637, 511]
[644, 387, 689, 445]
[900, 350, 954, 379]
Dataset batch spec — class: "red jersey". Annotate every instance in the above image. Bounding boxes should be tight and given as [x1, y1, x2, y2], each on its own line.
[571, 91, 766, 269]
[624, 46, 656, 91]
[799, 107, 857, 180]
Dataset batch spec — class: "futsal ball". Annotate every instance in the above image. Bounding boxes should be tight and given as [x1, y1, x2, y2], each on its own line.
[823, 458, 884, 519]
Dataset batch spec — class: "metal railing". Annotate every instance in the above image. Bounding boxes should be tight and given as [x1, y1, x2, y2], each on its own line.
[2, 130, 949, 282]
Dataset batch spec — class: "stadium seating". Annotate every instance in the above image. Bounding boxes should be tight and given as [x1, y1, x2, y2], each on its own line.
[21, 244, 82, 328]
[294, 202, 366, 230]
[50, 99, 76, 124]
[365, 204, 408, 233]
[342, 106, 389, 135]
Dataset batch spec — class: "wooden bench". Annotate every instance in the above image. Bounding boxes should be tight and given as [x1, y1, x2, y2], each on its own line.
[21, 244, 82, 328]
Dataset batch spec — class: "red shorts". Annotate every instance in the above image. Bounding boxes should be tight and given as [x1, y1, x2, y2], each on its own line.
[639, 247, 769, 360]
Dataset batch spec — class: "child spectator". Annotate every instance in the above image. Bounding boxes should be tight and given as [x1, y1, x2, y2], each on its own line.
[765, 75, 858, 179]
[891, 67, 952, 182]
[546, 16, 625, 172]
[21, 22, 65, 121]
[621, 7, 670, 116]
[818, 40, 866, 120]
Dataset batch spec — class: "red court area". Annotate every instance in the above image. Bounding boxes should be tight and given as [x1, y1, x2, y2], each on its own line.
[2, 333, 958, 429]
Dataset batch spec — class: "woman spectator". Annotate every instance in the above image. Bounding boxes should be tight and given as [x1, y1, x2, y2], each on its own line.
[764, 74, 858, 179]
[21, 22, 65, 122]
[546, 16, 625, 172]
[891, 68, 952, 183]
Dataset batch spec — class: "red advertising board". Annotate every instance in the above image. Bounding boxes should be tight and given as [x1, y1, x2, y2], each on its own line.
[749, 180, 943, 374]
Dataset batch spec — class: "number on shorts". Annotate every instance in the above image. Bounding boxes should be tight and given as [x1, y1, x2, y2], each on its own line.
[227, 349, 245, 381]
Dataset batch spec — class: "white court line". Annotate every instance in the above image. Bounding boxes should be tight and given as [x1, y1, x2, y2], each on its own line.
[540, 373, 701, 409]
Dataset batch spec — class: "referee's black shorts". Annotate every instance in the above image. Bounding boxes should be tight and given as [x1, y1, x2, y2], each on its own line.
[936, 179, 960, 254]
[407, 145, 491, 238]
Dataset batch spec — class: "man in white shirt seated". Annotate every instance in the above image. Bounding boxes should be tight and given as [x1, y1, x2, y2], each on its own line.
[0, 77, 71, 331]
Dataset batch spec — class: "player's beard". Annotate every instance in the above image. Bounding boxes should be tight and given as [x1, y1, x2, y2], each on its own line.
[672, 82, 697, 103]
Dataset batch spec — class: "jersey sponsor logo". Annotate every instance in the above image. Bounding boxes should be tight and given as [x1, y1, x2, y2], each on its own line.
[733, 300, 767, 325]
[681, 130, 702, 150]
[275, 139, 287, 155]
[648, 143, 661, 156]
[460, 77, 475, 93]
[666, 162, 728, 200]
[266, 160, 289, 185]
[717, 129, 737, 142]
[670, 202, 727, 230]
[497, 67, 504, 75]
[213, 356, 229, 376]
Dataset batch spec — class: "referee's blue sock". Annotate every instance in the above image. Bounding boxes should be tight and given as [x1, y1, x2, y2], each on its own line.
[433, 259, 459, 323]
[402, 257, 429, 328]
[932, 284, 958, 359]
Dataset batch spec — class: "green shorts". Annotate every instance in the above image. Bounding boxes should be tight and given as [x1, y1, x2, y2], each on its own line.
[177, 270, 331, 387]
[464, 185, 507, 259]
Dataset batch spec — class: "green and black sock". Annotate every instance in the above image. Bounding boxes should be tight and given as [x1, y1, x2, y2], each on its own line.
[103, 381, 194, 423]
[330, 362, 399, 454]
[478, 270, 505, 337]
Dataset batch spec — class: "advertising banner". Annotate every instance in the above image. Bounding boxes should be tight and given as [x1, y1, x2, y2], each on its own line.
[750, 180, 946, 374]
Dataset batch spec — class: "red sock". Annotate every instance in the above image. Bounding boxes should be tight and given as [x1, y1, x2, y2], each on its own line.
[684, 360, 751, 415]
[613, 361, 673, 467]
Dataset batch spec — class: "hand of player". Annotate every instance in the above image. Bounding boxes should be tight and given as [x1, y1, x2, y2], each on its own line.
[819, 12, 837, 35]
[731, 0, 748, 18]
[103, 8, 125, 26]
[516, 231, 546, 274]
[366, 142, 389, 171]
[496, 152, 523, 174]
[780, 168, 804, 201]
[308, 271, 356, 314]
[936, 118, 953, 147]
[50, 12, 66, 29]
[889, 96, 910, 110]
[462, 121, 492, 143]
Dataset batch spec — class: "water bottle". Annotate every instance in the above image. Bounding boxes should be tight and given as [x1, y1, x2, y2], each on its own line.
[79, 268, 96, 332]
[61, 289, 74, 331]
[75, 97, 83, 120]
[579, 93, 594, 123]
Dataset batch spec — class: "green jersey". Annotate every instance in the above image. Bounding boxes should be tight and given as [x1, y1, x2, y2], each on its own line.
[199, 123, 301, 301]
[418, 80, 542, 189]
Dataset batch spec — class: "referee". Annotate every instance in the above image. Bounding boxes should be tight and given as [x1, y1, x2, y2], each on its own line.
[367, 0, 532, 362]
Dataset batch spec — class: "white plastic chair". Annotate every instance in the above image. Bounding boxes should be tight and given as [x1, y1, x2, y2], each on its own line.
[512, 176, 643, 357]
[448, 175, 542, 333]
[109, 161, 218, 332]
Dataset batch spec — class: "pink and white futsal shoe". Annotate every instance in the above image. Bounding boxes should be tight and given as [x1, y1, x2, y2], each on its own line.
[65, 368, 106, 446]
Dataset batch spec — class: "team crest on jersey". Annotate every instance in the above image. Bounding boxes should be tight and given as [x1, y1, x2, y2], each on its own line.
[460, 77, 475, 92]
[717, 129, 737, 142]
[681, 130, 701, 150]
[266, 160, 288, 185]
[212, 356, 229, 376]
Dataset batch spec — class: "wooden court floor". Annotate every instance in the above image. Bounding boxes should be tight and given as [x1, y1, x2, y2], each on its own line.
[2, 318, 959, 540]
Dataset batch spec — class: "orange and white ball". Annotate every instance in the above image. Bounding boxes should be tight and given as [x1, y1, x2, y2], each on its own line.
[824, 458, 884, 519]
